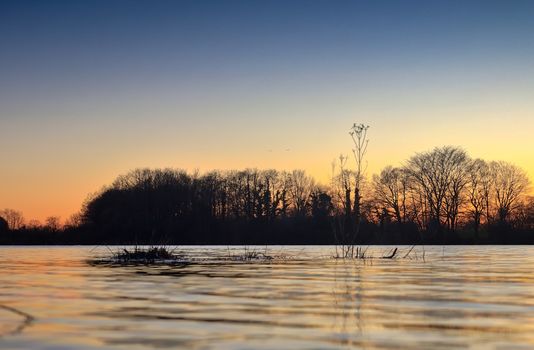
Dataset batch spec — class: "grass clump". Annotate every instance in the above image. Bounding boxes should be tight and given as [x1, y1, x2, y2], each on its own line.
[225, 246, 293, 262]
[333, 245, 425, 261]
[95, 246, 183, 264]
[116, 247, 175, 261]
[228, 247, 273, 261]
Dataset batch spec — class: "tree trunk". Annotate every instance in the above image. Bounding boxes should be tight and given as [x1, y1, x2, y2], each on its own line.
[344, 188, 352, 242]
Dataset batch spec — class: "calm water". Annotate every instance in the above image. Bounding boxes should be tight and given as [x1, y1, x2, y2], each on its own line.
[0, 246, 533, 349]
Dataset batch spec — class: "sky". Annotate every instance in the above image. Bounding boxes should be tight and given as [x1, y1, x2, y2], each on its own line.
[1, 0, 534, 223]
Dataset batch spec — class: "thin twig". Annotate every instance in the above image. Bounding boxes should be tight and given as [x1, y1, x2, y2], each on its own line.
[0, 304, 35, 337]
[403, 245, 416, 259]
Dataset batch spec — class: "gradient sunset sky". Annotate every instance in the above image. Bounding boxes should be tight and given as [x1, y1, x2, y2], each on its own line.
[1, 0, 534, 222]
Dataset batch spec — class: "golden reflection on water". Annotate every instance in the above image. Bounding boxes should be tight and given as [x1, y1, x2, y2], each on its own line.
[1, 246, 534, 349]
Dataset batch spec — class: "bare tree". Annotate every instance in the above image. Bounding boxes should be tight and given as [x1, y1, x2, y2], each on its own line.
[329, 155, 354, 256]
[335, 154, 353, 241]
[27, 219, 42, 229]
[288, 170, 314, 217]
[466, 159, 491, 237]
[64, 213, 82, 228]
[406, 146, 468, 236]
[0, 209, 25, 230]
[490, 161, 530, 223]
[45, 216, 62, 232]
[372, 166, 409, 223]
[512, 196, 534, 230]
[277, 171, 292, 218]
[406, 150, 444, 233]
[442, 148, 470, 232]
[349, 123, 370, 237]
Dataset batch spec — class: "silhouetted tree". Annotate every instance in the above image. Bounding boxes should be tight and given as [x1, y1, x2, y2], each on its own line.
[349, 123, 369, 241]
[64, 213, 82, 229]
[332, 154, 353, 242]
[45, 216, 61, 232]
[372, 166, 409, 224]
[442, 148, 470, 232]
[513, 197, 534, 231]
[26, 219, 42, 229]
[0, 216, 8, 234]
[490, 161, 530, 224]
[0, 209, 25, 230]
[466, 159, 491, 237]
[289, 170, 314, 217]
[406, 146, 467, 239]
[311, 190, 333, 219]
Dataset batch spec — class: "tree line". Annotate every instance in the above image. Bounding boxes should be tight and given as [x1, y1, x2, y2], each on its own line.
[1, 145, 533, 244]
[367, 146, 531, 243]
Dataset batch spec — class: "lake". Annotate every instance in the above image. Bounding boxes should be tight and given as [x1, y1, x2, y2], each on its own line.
[0, 246, 533, 349]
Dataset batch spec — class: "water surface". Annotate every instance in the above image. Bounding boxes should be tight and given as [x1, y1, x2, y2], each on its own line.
[1, 246, 533, 349]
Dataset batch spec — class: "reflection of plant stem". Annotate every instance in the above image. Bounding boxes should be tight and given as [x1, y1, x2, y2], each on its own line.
[0, 304, 35, 338]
